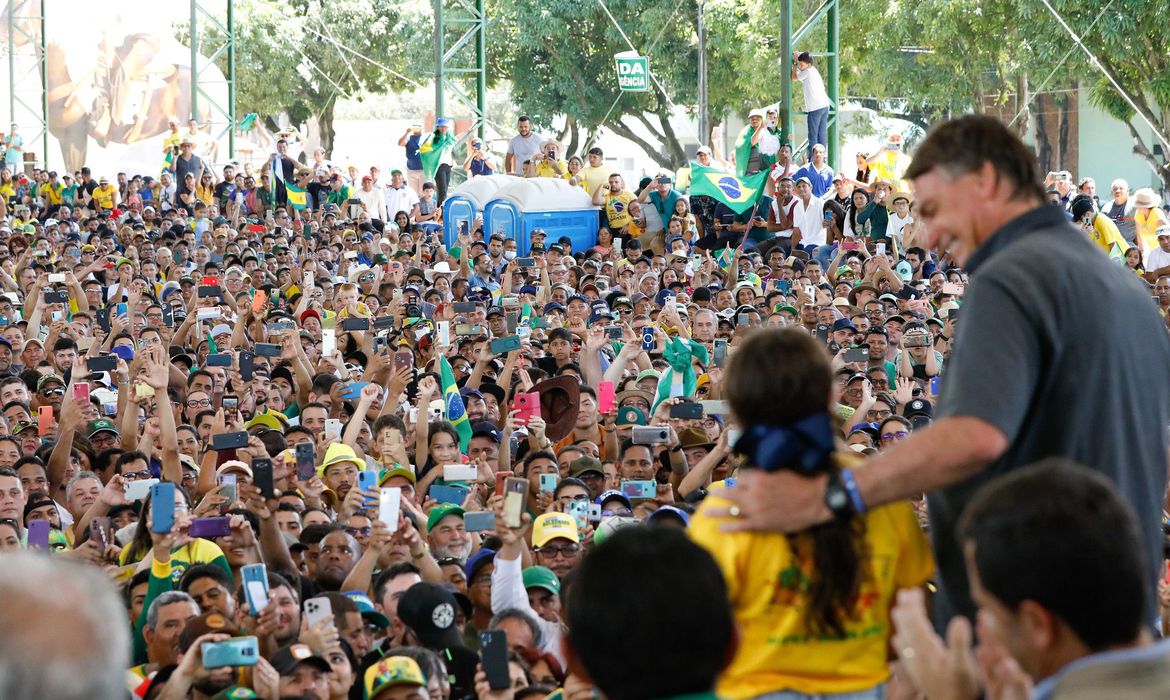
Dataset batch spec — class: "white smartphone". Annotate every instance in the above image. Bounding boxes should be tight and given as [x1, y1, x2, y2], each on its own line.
[344, 251, 358, 260]
[48, 273, 65, 283]
[699, 400, 731, 415]
[443, 464, 477, 482]
[379, 488, 401, 531]
[324, 419, 342, 438]
[124, 478, 160, 501]
[304, 597, 334, 628]
[196, 308, 221, 320]
[303, 272, 314, 288]
[876, 243, 886, 256]
[322, 329, 336, 356]
[437, 321, 450, 345]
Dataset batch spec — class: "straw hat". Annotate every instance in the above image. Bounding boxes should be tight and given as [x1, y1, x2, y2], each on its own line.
[1132, 188, 1161, 209]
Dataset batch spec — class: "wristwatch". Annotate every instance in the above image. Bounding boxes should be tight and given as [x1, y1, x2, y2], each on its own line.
[823, 471, 856, 522]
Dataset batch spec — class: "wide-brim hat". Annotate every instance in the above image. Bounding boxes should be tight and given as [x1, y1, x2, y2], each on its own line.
[1133, 187, 1162, 209]
[532, 375, 580, 443]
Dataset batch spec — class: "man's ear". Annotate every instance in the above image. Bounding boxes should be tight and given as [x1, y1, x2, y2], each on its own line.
[560, 636, 592, 684]
[1017, 599, 1058, 650]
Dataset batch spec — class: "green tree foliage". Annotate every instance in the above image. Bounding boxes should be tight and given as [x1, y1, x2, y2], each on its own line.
[198, 0, 426, 154]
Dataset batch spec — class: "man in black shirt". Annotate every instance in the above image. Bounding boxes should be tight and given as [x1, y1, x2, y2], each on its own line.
[171, 139, 203, 200]
[716, 115, 1170, 627]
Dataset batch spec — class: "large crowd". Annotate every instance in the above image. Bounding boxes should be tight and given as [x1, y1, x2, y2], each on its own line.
[0, 49, 1169, 700]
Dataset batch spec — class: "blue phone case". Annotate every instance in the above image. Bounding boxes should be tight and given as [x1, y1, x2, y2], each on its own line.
[150, 482, 176, 533]
[241, 564, 270, 616]
[430, 484, 469, 505]
[27, 520, 50, 549]
[620, 480, 657, 500]
[539, 473, 558, 492]
[358, 470, 379, 504]
[568, 500, 589, 531]
[201, 637, 260, 668]
[641, 327, 656, 350]
[340, 382, 371, 400]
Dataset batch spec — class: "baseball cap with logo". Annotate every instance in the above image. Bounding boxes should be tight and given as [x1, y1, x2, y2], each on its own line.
[86, 418, 119, 438]
[396, 582, 463, 650]
[178, 612, 241, 653]
[364, 656, 428, 699]
[426, 503, 466, 532]
[521, 566, 561, 596]
[532, 512, 579, 548]
[270, 643, 331, 676]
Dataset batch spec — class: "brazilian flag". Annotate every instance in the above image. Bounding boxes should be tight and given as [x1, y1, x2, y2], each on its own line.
[285, 182, 308, 211]
[689, 162, 768, 214]
[439, 355, 472, 452]
[419, 130, 456, 181]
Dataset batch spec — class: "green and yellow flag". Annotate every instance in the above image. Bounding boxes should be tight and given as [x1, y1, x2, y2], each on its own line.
[285, 182, 308, 211]
[439, 355, 472, 452]
[689, 162, 768, 214]
[419, 130, 456, 181]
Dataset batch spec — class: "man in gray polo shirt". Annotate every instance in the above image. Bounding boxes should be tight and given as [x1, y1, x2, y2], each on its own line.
[713, 115, 1170, 625]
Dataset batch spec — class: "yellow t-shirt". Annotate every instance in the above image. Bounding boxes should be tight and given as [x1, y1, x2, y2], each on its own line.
[1085, 214, 1128, 254]
[92, 184, 118, 210]
[870, 151, 911, 191]
[580, 165, 612, 196]
[533, 159, 571, 179]
[689, 461, 934, 698]
[602, 190, 636, 229]
[1135, 208, 1169, 254]
[43, 182, 64, 205]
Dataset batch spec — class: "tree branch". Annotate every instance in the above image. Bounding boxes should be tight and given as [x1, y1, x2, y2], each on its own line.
[604, 118, 674, 171]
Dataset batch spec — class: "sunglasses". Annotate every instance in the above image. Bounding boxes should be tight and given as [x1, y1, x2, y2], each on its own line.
[881, 431, 909, 441]
[40, 387, 64, 397]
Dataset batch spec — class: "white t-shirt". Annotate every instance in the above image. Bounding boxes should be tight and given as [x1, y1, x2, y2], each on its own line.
[796, 66, 832, 112]
[384, 184, 419, 219]
[889, 213, 913, 243]
[770, 197, 796, 239]
[506, 133, 544, 175]
[791, 194, 828, 246]
[1147, 246, 1170, 271]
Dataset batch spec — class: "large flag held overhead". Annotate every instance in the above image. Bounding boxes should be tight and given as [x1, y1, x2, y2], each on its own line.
[285, 182, 308, 211]
[439, 355, 472, 452]
[689, 162, 768, 214]
[419, 130, 456, 181]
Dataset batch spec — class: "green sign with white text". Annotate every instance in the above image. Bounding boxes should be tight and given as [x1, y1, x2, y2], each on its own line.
[615, 53, 650, 92]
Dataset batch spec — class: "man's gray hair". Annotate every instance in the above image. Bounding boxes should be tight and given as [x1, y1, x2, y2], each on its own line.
[0, 553, 129, 699]
[65, 471, 100, 502]
[489, 608, 544, 649]
[145, 590, 197, 632]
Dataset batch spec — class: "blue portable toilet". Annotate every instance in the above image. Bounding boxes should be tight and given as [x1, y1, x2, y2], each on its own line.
[482, 179, 599, 255]
[442, 175, 524, 248]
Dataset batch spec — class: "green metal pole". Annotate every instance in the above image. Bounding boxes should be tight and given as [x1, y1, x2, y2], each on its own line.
[476, 0, 486, 139]
[39, 0, 46, 169]
[780, 0, 793, 146]
[8, 1, 15, 128]
[190, 0, 198, 122]
[434, 0, 444, 120]
[827, 0, 839, 166]
[227, 0, 235, 158]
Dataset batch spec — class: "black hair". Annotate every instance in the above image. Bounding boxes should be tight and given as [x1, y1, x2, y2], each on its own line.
[566, 527, 731, 700]
[372, 562, 421, 604]
[179, 562, 233, 593]
[958, 459, 1148, 650]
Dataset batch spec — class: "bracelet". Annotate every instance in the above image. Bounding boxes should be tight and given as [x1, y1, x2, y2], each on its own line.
[839, 467, 866, 515]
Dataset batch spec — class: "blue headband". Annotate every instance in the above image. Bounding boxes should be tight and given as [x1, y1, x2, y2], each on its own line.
[732, 412, 835, 473]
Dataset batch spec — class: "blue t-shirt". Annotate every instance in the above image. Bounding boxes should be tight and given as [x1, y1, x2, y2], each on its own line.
[470, 157, 494, 177]
[794, 162, 835, 197]
[405, 134, 423, 171]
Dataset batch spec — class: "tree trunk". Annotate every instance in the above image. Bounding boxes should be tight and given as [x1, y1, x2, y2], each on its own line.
[1013, 70, 1030, 138]
[318, 97, 337, 155]
[1124, 119, 1170, 191]
[566, 117, 581, 157]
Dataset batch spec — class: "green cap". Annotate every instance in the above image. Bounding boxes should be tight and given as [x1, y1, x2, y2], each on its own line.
[774, 304, 799, 316]
[522, 566, 561, 595]
[86, 418, 119, 438]
[426, 503, 466, 532]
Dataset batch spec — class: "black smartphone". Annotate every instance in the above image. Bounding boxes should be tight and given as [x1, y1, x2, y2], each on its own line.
[252, 458, 275, 499]
[96, 308, 110, 333]
[373, 316, 396, 330]
[211, 431, 249, 451]
[452, 302, 476, 314]
[342, 317, 371, 331]
[814, 323, 830, 342]
[238, 351, 254, 381]
[515, 257, 535, 267]
[669, 402, 704, 420]
[843, 347, 870, 363]
[206, 353, 232, 367]
[604, 325, 623, 339]
[162, 305, 175, 328]
[254, 343, 281, 357]
[197, 285, 222, 298]
[479, 630, 511, 691]
[87, 355, 117, 372]
[295, 443, 316, 481]
[44, 290, 69, 304]
[713, 339, 727, 368]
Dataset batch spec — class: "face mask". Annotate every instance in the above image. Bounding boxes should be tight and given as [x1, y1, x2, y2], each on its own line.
[503, 250, 516, 261]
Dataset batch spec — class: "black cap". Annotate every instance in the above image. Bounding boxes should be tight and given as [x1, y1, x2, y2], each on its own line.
[397, 582, 464, 650]
[270, 643, 331, 676]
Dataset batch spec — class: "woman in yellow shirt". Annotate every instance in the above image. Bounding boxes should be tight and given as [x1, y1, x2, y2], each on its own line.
[1132, 187, 1169, 255]
[196, 172, 216, 206]
[690, 328, 934, 700]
